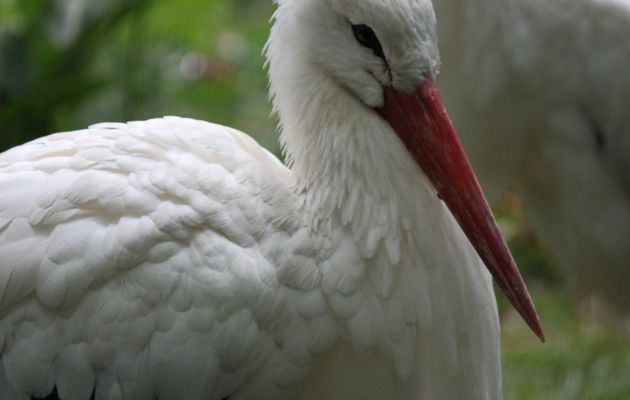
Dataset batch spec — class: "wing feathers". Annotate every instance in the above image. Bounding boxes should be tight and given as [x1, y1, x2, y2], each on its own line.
[0, 118, 311, 399]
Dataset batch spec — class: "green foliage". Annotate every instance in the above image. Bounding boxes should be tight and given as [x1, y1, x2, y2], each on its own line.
[502, 288, 630, 400]
[0, 0, 152, 150]
[0, 0, 277, 152]
[497, 200, 630, 399]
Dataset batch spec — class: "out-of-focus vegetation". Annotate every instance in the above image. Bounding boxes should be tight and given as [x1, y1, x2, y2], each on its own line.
[1, 1, 629, 398]
[0, 0, 277, 152]
[496, 198, 630, 399]
[502, 289, 630, 399]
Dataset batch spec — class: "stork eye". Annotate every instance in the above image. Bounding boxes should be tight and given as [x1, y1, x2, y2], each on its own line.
[352, 24, 385, 60]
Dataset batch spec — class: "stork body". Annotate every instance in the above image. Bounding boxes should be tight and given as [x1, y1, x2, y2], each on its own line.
[0, 0, 541, 399]
[0, 116, 498, 400]
[434, 0, 630, 312]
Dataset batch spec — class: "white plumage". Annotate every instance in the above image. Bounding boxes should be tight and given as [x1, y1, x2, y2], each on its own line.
[434, 0, 630, 313]
[0, 0, 541, 399]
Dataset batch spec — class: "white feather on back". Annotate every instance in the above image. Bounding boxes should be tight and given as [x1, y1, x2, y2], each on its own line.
[0, 117, 331, 399]
[0, 110, 501, 399]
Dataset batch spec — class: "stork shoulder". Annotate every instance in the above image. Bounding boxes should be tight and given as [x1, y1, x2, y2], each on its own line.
[0, 117, 331, 398]
[0, 116, 301, 310]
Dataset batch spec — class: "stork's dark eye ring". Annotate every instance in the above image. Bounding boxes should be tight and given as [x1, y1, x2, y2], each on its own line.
[352, 24, 386, 60]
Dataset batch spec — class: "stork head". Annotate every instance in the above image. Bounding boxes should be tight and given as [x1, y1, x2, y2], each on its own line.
[268, 0, 544, 341]
[269, 0, 440, 106]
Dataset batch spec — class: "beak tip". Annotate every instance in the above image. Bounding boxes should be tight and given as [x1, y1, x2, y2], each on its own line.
[525, 313, 546, 342]
[514, 289, 545, 342]
[531, 313, 546, 343]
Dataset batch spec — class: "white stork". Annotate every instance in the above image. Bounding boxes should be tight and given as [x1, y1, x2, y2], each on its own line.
[433, 0, 630, 313]
[0, 0, 543, 399]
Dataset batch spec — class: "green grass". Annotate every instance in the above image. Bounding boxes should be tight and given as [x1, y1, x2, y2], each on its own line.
[501, 285, 630, 399]
[497, 197, 630, 399]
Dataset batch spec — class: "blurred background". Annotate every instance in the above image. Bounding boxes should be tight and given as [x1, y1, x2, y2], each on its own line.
[0, 0, 277, 152]
[1, 0, 629, 398]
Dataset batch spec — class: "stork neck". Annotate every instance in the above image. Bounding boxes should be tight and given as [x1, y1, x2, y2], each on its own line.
[276, 74, 418, 230]
[265, 7, 428, 231]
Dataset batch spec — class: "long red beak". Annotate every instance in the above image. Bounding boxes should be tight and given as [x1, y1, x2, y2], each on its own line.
[379, 78, 545, 342]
